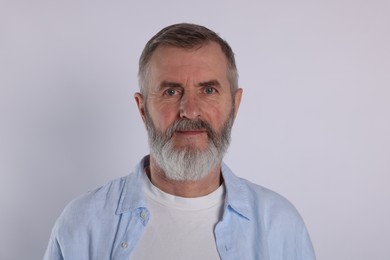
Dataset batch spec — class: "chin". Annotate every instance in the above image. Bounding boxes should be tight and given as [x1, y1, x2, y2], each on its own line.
[173, 142, 208, 151]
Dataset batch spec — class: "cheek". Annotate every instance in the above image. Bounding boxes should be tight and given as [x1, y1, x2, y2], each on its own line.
[205, 102, 231, 128]
[149, 103, 179, 130]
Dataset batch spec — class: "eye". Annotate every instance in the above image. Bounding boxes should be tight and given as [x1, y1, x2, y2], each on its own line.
[165, 89, 177, 96]
[204, 87, 216, 94]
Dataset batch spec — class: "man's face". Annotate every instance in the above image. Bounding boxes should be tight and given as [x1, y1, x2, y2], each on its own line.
[142, 42, 241, 148]
[135, 42, 242, 180]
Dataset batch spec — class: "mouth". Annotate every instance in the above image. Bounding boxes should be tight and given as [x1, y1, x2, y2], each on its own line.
[175, 130, 207, 136]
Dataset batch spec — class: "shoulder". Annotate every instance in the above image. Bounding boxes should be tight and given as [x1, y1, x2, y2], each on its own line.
[243, 178, 301, 219]
[54, 176, 128, 231]
[240, 178, 315, 258]
[222, 163, 304, 224]
[67, 176, 126, 213]
[221, 163, 316, 258]
[52, 156, 148, 233]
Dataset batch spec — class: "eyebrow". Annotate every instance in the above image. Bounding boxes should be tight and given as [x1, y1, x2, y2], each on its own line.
[198, 80, 221, 88]
[159, 81, 183, 89]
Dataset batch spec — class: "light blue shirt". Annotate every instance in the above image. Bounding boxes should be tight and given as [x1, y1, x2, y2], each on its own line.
[44, 156, 316, 260]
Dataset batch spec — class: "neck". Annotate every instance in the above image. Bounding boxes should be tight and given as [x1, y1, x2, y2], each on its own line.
[147, 156, 222, 198]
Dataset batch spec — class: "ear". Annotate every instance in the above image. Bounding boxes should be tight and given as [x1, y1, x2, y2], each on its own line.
[134, 92, 146, 123]
[233, 88, 243, 119]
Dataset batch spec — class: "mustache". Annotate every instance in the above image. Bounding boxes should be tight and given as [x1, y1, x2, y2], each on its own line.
[166, 119, 216, 139]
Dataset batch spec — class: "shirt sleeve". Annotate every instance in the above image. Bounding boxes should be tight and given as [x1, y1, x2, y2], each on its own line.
[43, 227, 64, 260]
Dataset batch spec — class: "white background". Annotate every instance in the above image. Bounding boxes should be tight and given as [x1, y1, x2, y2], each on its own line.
[1, 1, 389, 259]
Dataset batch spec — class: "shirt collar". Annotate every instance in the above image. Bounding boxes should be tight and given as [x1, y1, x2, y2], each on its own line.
[116, 156, 251, 220]
[221, 162, 251, 220]
[116, 156, 149, 214]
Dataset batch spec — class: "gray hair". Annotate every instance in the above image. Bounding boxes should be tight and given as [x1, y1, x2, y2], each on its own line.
[138, 23, 238, 96]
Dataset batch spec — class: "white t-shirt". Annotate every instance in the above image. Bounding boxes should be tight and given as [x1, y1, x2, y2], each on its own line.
[130, 172, 225, 260]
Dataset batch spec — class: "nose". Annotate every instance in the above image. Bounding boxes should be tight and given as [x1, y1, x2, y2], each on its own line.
[179, 91, 201, 120]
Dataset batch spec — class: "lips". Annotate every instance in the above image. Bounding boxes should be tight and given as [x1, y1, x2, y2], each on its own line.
[175, 130, 207, 135]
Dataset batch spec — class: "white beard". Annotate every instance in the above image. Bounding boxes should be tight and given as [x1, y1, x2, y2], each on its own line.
[151, 138, 223, 181]
[144, 107, 234, 182]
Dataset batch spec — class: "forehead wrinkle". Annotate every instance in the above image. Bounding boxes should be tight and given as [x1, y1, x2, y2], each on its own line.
[159, 79, 223, 92]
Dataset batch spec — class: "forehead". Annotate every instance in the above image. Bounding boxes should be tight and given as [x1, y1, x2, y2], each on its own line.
[148, 42, 229, 84]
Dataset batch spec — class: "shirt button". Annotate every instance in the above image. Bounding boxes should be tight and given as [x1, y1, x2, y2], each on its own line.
[121, 242, 128, 249]
[140, 211, 147, 219]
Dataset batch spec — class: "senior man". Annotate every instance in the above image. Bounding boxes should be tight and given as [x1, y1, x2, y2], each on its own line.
[44, 23, 316, 260]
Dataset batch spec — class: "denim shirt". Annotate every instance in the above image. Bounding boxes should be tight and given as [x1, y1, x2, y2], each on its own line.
[44, 156, 316, 260]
